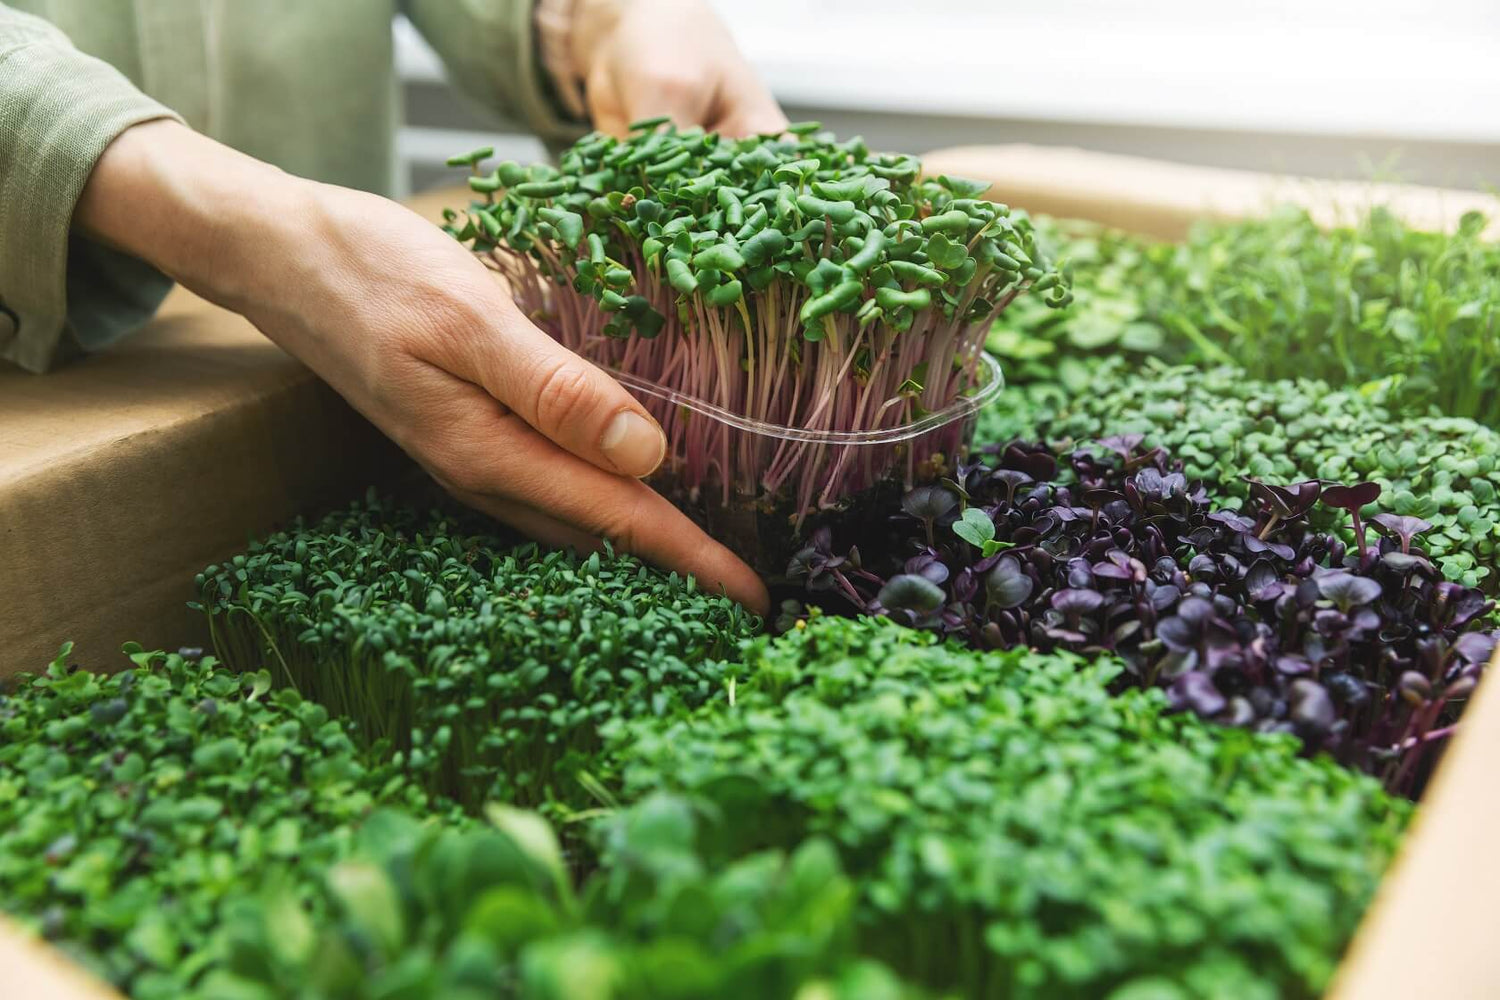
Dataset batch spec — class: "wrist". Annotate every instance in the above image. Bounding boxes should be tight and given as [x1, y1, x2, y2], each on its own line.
[75, 119, 319, 314]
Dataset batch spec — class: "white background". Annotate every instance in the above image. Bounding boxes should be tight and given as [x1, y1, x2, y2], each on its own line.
[394, 1, 1500, 193]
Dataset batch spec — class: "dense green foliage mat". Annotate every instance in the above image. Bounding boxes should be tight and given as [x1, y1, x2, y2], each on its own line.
[196, 495, 759, 813]
[9, 186, 1497, 1000]
[612, 616, 1409, 1000]
[0, 645, 448, 999]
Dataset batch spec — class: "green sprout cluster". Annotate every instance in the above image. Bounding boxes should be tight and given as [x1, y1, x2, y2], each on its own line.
[195, 494, 759, 814]
[610, 615, 1409, 1000]
[981, 358, 1500, 588]
[443, 122, 1068, 522]
[990, 208, 1500, 425]
[193, 798, 921, 1000]
[0, 644, 445, 1000]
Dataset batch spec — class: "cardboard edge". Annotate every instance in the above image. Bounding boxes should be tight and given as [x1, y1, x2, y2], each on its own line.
[0, 366, 407, 678]
[0, 915, 123, 1000]
[920, 143, 1500, 241]
[1326, 640, 1500, 1000]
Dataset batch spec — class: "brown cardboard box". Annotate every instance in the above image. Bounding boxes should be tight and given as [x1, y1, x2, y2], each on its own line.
[0, 291, 406, 678]
[2, 157, 1496, 998]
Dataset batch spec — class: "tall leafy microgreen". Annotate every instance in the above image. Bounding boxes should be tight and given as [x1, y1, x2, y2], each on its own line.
[990, 207, 1500, 425]
[194, 794, 915, 1000]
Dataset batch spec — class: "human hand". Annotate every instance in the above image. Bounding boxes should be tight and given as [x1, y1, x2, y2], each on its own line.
[76, 121, 770, 613]
[569, 0, 787, 138]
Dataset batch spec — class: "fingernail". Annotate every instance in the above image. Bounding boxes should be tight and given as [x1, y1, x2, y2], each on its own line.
[601, 410, 665, 477]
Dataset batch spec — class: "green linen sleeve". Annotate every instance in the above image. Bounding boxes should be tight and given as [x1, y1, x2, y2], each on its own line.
[0, 4, 182, 373]
[401, 0, 588, 148]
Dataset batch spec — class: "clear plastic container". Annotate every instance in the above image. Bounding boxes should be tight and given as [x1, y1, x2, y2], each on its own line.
[492, 249, 1005, 578]
[606, 352, 1004, 578]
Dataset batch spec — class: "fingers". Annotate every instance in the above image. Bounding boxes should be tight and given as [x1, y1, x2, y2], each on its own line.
[414, 368, 770, 614]
[708, 64, 788, 139]
[420, 299, 667, 479]
[437, 481, 604, 554]
[583, 64, 631, 138]
[441, 480, 769, 614]
[489, 433, 769, 612]
[617, 67, 713, 137]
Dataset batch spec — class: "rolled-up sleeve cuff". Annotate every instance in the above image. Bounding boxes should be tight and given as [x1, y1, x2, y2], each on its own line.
[0, 40, 182, 372]
[405, 0, 589, 149]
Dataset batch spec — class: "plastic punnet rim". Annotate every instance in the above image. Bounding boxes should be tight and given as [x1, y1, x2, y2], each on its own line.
[604, 352, 1004, 447]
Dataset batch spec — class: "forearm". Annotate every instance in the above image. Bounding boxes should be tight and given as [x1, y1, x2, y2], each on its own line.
[73, 120, 316, 317]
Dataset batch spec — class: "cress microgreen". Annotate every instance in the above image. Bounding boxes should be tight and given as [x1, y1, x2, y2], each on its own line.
[195, 493, 760, 815]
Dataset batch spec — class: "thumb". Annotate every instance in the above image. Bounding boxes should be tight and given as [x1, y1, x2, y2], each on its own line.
[431, 301, 667, 478]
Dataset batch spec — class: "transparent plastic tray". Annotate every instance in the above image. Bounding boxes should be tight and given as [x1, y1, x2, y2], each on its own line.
[603, 352, 1005, 578]
[608, 352, 1004, 446]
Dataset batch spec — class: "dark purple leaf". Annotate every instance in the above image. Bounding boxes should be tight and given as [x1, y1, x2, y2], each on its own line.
[901, 485, 958, 522]
[1051, 588, 1105, 617]
[1452, 631, 1497, 666]
[998, 442, 1058, 482]
[1148, 583, 1181, 612]
[1156, 615, 1201, 652]
[1437, 583, 1491, 628]
[1096, 433, 1145, 458]
[1243, 478, 1321, 518]
[1208, 510, 1256, 533]
[1176, 596, 1215, 626]
[1316, 572, 1384, 612]
[1065, 559, 1094, 589]
[1380, 551, 1432, 575]
[1323, 672, 1369, 708]
[876, 574, 946, 614]
[1083, 488, 1125, 508]
[1240, 532, 1296, 562]
[985, 556, 1034, 610]
[1169, 671, 1227, 716]
[1289, 679, 1337, 736]
[1244, 560, 1285, 602]
[905, 552, 950, 586]
[1187, 553, 1218, 580]
[1370, 513, 1433, 552]
[1274, 654, 1313, 676]
[1397, 670, 1431, 704]
[1092, 562, 1134, 581]
[989, 468, 1034, 502]
[1321, 481, 1381, 511]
